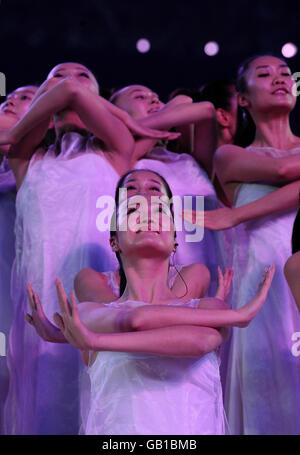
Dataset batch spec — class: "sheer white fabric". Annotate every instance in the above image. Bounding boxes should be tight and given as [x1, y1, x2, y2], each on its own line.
[0, 158, 16, 434]
[224, 146, 300, 435]
[85, 298, 226, 435]
[5, 133, 119, 434]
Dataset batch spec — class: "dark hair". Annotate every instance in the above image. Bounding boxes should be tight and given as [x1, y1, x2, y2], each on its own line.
[108, 87, 123, 105]
[236, 54, 287, 94]
[110, 169, 175, 296]
[292, 194, 300, 254]
[198, 79, 236, 111]
[168, 87, 202, 103]
[234, 54, 288, 146]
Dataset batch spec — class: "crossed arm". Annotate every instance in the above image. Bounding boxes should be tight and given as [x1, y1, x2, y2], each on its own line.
[215, 144, 300, 185]
[183, 175, 300, 231]
[26, 265, 274, 361]
[1, 77, 178, 187]
[137, 96, 216, 177]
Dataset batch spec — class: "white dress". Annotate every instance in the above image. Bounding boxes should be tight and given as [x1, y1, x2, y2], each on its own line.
[85, 299, 226, 435]
[5, 133, 120, 435]
[224, 146, 300, 435]
[0, 158, 16, 434]
[135, 147, 222, 296]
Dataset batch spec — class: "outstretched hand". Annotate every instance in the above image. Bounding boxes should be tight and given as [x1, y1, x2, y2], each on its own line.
[182, 207, 238, 231]
[215, 267, 233, 301]
[26, 282, 66, 343]
[236, 264, 275, 327]
[54, 278, 96, 351]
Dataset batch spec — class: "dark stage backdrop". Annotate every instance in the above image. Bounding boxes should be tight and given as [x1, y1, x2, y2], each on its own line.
[1, 0, 300, 133]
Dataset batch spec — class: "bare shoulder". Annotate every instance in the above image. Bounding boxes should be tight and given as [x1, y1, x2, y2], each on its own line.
[180, 263, 211, 298]
[181, 262, 210, 279]
[74, 267, 107, 286]
[215, 144, 245, 162]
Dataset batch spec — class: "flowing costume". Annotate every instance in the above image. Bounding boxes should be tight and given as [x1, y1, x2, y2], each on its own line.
[225, 146, 300, 435]
[84, 298, 226, 435]
[5, 133, 119, 434]
[0, 158, 16, 434]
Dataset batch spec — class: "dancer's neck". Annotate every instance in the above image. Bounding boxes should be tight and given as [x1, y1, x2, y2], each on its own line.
[121, 256, 175, 304]
[251, 112, 300, 150]
[131, 138, 159, 165]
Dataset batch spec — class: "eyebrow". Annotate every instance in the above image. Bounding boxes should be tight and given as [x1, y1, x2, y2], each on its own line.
[255, 64, 289, 70]
[129, 89, 147, 95]
[9, 89, 36, 97]
[125, 178, 162, 185]
[54, 67, 89, 72]
[21, 90, 36, 95]
[129, 88, 158, 97]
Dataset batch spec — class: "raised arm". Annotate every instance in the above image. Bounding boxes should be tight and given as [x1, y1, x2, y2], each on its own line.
[53, 265, 273, 357]
[1, 77, 136, 182]
[183, 179, 300, 231]
[137, 99, 215, 132]
[55, 281, 224, 358]
[3, 77, 182, 180]
[130, 265, 274, 331]
[0, 113, 18, 156]
[137, 99, 216, 175]
[215, 144, 300, 186]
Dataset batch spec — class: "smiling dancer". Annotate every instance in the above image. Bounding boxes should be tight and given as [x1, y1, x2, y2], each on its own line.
[186, 55, 300, 434]
[27, 170, 275, 435]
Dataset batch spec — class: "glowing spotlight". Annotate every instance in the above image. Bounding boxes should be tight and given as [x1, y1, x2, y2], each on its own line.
[136, 38, 151, 53]
[204, 41, 219, 56]
[281, 42, 298, 58]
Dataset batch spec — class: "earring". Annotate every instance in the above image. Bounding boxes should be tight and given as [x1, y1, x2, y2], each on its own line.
[110, 239, 121, 252]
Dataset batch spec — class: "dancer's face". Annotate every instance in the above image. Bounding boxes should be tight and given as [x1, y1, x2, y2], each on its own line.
[120, 170, 170, 200]
[0, 86, 38, 119]
[48, 62, 99, 132]
[47, 62, 99, 94]
[113, 85, 164, 119]
[239, 56, 296, 114]
[112, 171, 175, 259]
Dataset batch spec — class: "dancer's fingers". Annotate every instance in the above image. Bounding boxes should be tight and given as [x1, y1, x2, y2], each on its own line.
[55, 278, 70, 316]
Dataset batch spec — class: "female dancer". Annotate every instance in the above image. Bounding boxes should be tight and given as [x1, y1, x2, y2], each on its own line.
[187, 55, 300, 435]
[0, 85, 38, 434]
[111, 85, 222, 295]
[27, 171, 274, 435]
[60, 86, 221, 302]
[1, 63, 171, 435]
[25, 169, 220, 345]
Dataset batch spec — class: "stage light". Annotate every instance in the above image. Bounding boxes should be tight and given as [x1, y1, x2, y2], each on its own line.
[136, 38, 151, 53]
[281, 42, 298, 58]
[204, 41, 219, 56]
